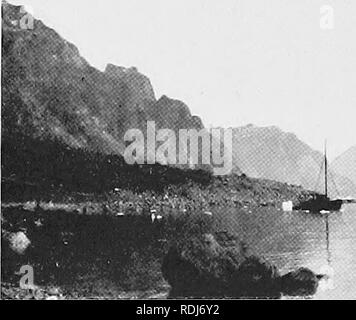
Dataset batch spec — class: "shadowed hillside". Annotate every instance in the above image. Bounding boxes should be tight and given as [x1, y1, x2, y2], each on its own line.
[1, 1, 217, 171]
[1, 133, 213, 202]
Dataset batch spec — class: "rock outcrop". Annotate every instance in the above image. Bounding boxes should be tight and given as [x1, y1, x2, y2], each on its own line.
[8, 232, 31, 255]
[280, 268, 323, 297]
[162, 232, 323, 298]
[2, 229, 31, 256]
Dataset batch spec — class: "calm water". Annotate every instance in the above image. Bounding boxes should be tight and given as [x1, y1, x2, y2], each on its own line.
[212, 204, 356, 300]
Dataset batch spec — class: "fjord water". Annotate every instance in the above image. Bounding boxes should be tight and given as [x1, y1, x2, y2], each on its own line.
[212, 204, 356, 299]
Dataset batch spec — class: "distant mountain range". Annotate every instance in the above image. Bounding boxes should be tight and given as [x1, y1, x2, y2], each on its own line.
[231, 125, 356, 197]
[331, 146, 356, 190]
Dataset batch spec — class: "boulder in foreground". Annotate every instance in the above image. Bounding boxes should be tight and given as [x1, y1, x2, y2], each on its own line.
[162, 232, 322, 298]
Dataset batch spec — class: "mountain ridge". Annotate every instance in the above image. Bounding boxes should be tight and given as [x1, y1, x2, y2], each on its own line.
[1, 1, 212, 171]
[331, 146, 356, 191]
[2, 1, 353, 195]
[231, 124, 356, 197]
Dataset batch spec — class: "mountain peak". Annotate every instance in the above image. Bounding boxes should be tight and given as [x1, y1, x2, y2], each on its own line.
[1, 1, 219, 171]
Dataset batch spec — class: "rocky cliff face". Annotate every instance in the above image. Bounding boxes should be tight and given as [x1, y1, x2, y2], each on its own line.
[146, 95, 204, 131]
[232, 125, 356, 197]
[331, 146, 356, 190]
[1, 1, 209, 169]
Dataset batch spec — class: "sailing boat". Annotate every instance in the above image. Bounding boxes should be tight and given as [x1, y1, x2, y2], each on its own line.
[293, 141, 343, 213]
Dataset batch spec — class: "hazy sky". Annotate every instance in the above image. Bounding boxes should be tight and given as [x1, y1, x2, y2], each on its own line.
[7, 0, 356, 159]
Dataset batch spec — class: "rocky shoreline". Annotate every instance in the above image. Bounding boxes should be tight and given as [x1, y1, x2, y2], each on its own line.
[1, 144, 317, 300]
[1, 181, 322, 300]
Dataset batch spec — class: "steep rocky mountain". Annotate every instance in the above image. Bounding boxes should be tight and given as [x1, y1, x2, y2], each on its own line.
[232, 125, 356, 197]
[331, 146, 356, 190]
[1, 2, 209, 169]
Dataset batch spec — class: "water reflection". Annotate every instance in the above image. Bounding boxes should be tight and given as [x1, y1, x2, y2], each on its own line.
[212, 204, 356, 299]
[325, 213, 331, 266]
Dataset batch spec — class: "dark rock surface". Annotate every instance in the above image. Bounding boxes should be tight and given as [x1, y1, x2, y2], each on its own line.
[162, 231, 322, 298]
[1, 1, 220, 171]
[280, 268, 323, 297]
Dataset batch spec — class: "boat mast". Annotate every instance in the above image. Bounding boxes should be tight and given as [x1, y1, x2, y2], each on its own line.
[324, 140, 328, 198]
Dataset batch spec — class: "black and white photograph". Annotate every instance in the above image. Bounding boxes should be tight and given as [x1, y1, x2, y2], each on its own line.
[1, 0, 355, 303]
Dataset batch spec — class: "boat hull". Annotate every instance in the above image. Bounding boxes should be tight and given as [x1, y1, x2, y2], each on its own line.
[293, 199, 343, 213]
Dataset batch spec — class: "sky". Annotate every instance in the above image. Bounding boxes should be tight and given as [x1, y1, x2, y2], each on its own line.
[6, 0, 356, 159]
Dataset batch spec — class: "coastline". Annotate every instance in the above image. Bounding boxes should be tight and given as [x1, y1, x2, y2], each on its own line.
[1, 173, 315, 300]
